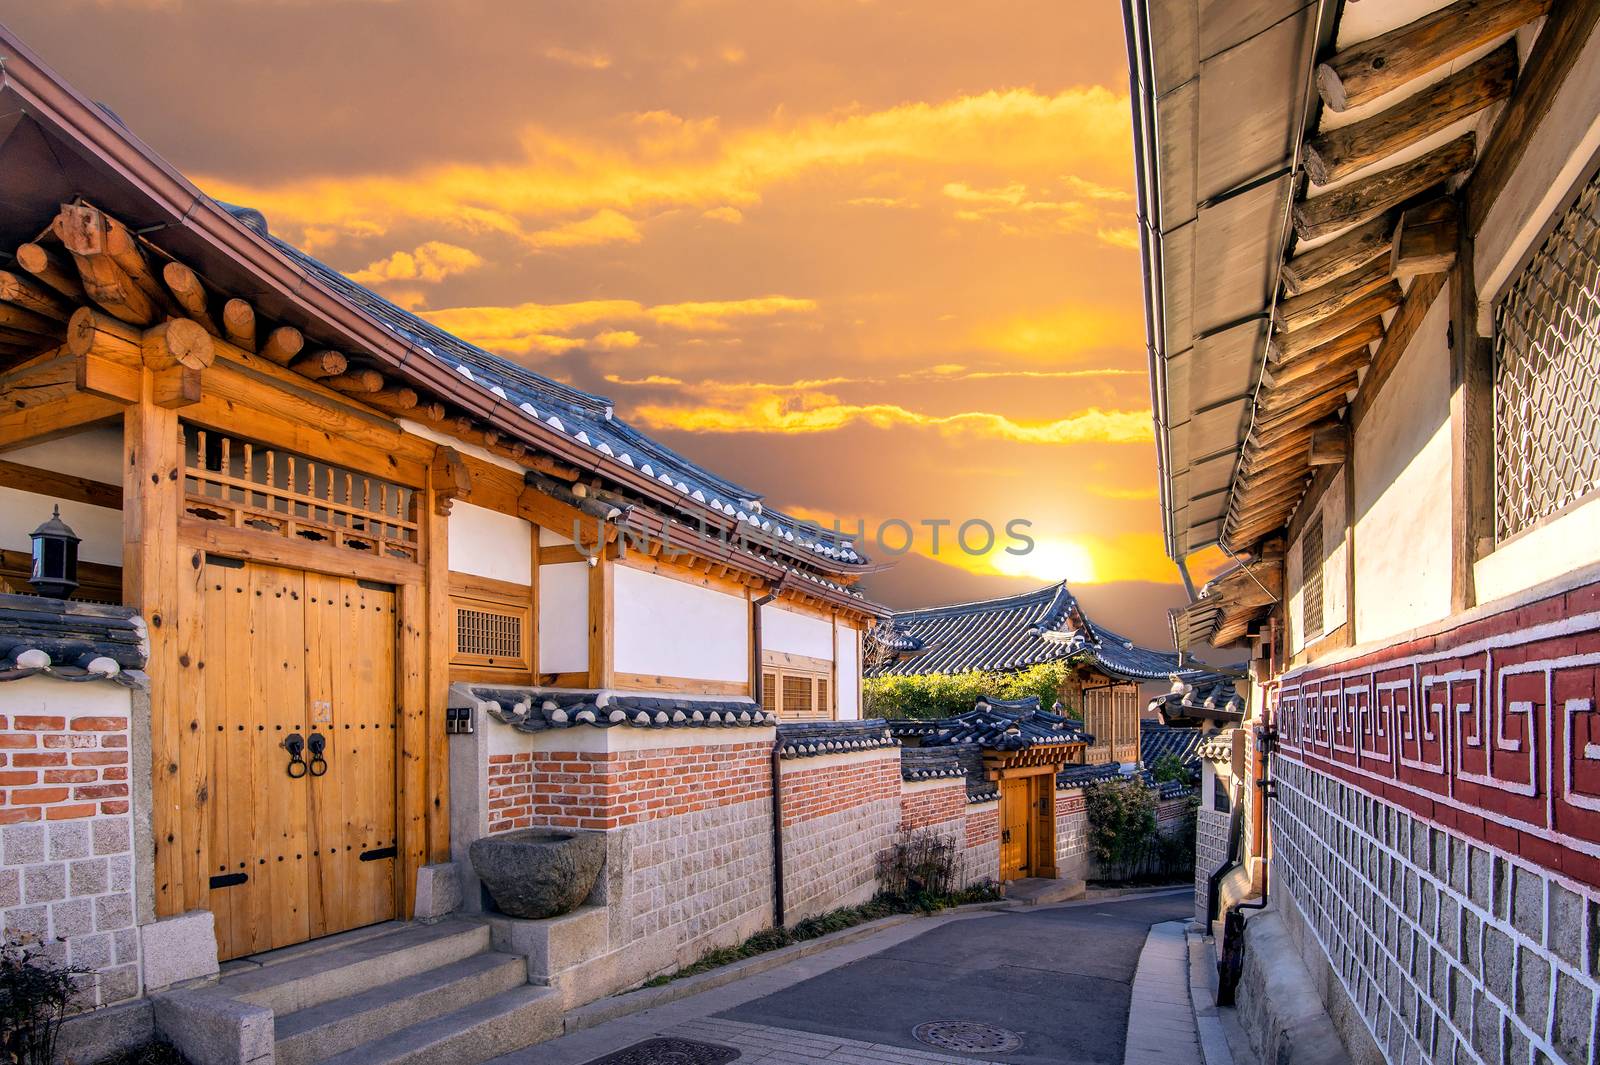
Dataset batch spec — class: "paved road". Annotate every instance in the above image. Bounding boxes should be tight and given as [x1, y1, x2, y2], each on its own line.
[497, 889, 1197, 1065]
[719, 891, 1193, 1065]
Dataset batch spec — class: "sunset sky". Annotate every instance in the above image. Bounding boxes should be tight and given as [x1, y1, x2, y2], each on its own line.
[3, 0, 1207, 649]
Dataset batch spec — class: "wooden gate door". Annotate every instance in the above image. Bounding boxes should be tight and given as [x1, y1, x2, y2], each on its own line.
[999, 777, 1032, 881]
[204, 558, 398, 960]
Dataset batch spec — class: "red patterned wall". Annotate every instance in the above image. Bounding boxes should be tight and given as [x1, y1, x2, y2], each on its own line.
[1273, 579, 1600, 888]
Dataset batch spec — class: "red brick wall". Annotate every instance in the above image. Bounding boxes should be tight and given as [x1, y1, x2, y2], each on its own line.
[0, 711, 130, 825]
[779, 754, 899, 829]
[1156, 796, 1191, 827]
[487, 741, 772, 834]
[964, 803, 998, 848]
[1274, 577, 1600, 888]
[901, 780, 967, 831]
[1054, 790, 1086, 821]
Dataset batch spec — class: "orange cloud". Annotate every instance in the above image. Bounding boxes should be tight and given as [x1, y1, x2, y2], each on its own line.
[629, 393, 1152, 445]
[420, 295, 817, 354]
[974, 301, 1146, 361]
[199, 87, 1131, 251]
[345, 240, 484, 285]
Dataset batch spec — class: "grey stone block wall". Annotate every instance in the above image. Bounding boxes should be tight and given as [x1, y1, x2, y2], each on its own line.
[1271, 757, 1600, 1065]
[616, 794, 775, 975]
[1196, 806, 1231, 924]
[784, 795, 899, 921]
[1056, 794, 1088, 883]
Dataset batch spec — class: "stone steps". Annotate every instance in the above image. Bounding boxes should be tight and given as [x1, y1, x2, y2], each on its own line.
[272, 951, 532, 1065]
[313, 984, 562, 1065]
[221, 920, 491, 1017]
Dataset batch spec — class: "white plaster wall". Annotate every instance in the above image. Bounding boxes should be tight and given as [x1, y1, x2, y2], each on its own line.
[1475, 494, 1600, 606]
[538, 525, 573, 547]
[761, 603, 833, 659]
[447, 502, 531, 585]
[1322, 469, 1348, 635]
[539, 562, 589, 673]
[612, 566, 748, 682]
[0, 429, 124, 568]
[1285, 527, 1305, 655]
[1353, 287, 1454, 645]
[834, 626, 860, 720]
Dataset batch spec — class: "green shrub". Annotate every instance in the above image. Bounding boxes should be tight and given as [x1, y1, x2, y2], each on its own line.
[1149, 752, 1192, 784]
[1085, 778, 1157, 870]
[863, 661, 1076, 720]
[0, 938, 91, 1065]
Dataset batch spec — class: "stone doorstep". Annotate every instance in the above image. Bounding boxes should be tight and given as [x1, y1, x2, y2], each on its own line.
[997, 876, 1087, 906]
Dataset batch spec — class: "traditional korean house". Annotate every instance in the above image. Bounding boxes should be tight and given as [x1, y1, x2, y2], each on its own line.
[868, 580, 1211, 765]
[0, 27, 903, 1063]
[1129, 0, 1600, 1061]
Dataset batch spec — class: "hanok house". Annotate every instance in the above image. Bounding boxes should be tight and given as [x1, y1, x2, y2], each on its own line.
[1129, 0, 1600, 1062]
[889, 697, 1092, 892]
[868, 580, 1213, 765]
[0, 28, 941, 1065]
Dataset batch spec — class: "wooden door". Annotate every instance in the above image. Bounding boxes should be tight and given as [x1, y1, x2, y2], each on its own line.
[999, 777, 1032, 881]
[1030, 775, 1057, 879]
[204, 558, 398, 960]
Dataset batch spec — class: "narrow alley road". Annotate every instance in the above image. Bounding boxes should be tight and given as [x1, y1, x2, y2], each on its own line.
[496, 889, 1199, 1065]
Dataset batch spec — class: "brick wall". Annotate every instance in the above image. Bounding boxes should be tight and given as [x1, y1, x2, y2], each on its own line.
[1272, 756, 1598, 1065]
[900, 778, 966, 833]
[962, 801, 999, 885]
[487, 740, 772, 833]
[780, 751, 901, 921]
[0, 677, 140, 1007]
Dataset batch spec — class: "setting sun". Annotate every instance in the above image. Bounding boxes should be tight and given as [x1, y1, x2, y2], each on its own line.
[989, 536, 1098, 584]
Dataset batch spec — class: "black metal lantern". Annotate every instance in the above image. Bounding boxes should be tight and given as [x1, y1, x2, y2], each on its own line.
[29, 506, 80, 599]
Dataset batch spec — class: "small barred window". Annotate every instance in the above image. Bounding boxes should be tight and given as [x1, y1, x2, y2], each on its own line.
[1301, 514, 1323, 641]
[1492, 167, 1600, 541]
[456, 607, 522, 660]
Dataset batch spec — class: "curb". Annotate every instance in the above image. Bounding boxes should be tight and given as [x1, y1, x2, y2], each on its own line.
[1186, 928, 1238, 1065]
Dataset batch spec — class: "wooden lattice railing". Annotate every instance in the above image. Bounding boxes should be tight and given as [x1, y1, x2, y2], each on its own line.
[181, 425, 419, 562]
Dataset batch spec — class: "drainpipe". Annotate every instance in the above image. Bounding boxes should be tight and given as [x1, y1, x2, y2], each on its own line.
[754, 580, 785, 926]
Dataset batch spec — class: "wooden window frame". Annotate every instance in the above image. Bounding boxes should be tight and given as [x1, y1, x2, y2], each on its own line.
[762, 650, 834, 721]
[448, 571, 534, 683]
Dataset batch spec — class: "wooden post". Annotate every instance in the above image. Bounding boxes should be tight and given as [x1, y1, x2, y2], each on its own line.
[587, 536, 614, 688]
[1449, 208, 1494, 613]
[123, 381, 195, 915]
[423, 487, 452, 870]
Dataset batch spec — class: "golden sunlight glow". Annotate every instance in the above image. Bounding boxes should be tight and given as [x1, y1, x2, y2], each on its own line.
[990, 536, 1098, 583]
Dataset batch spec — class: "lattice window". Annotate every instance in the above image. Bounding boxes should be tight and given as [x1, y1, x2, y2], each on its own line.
[1301, 515, 1324, 641]
[181, 426, 419, 562]
[761, 672, 778, 715]
[456, 608, 522, 659]
[817, 679, 830, 717]
[1492, 167, 1600, 541]
[782, 675, 813, 716]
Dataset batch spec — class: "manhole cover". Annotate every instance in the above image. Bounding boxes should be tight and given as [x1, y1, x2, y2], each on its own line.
[579, 1037, 741, 1065]
[913, 1021, 1024, 1054]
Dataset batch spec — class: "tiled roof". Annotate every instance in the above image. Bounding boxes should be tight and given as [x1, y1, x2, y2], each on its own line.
[0, 595, 145, 686]
[1140, 723, 1207, 772]
[777, 720, 897, 759]
[473, 688, 776, 730]
[887, 695, 1091, 752]
[1199, 730, 1237, 762]
[1148, 669, 1247, 724]
[223, 207, 869, 576]
[866, 581, 1212, 681]
[899, 746, 969, 782]
[1056, 762, 1126, 789]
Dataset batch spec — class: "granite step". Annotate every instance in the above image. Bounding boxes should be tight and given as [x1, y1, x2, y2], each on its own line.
[219, 919, 490, 1017]
[314, 984, 563, 1065]
[273, 950, 530, 1065]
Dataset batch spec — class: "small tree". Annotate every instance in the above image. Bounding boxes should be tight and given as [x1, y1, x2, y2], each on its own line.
[1084, 778, 1157, 875]
[1148, 753, 1192, 784]
[863, 661, 1078, 720]
[877, 829, 958, 901]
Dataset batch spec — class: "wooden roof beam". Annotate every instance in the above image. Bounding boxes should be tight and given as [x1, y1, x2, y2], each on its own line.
[1316, 0, 1545, 112]
[1308, 424, 1349, 466]
[1293, 134, 1475, 242]
[1258, 370, 1360, 417]
[1274, 292, 1397, 360]
[1391, 197, 1460, 279]
[1282, 214, 1395, 296]
[1276, 258, 1395, 333]
[1308, 42, 1517, 185]
[1265, 340, 1372, 394]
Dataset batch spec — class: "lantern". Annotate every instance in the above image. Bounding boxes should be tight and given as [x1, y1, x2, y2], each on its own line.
[29, 506, 80, 599]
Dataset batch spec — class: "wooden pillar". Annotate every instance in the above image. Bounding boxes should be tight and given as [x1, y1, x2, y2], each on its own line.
[124, 382, 196, 916]
[423, 493, 451, 866]
[1449, 207, 1493, 613]
[397, 486, 451, 918]
[587, 541, 614, 689]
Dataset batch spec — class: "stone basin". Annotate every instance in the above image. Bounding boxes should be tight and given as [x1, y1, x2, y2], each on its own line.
[469, 828, 606, 920]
